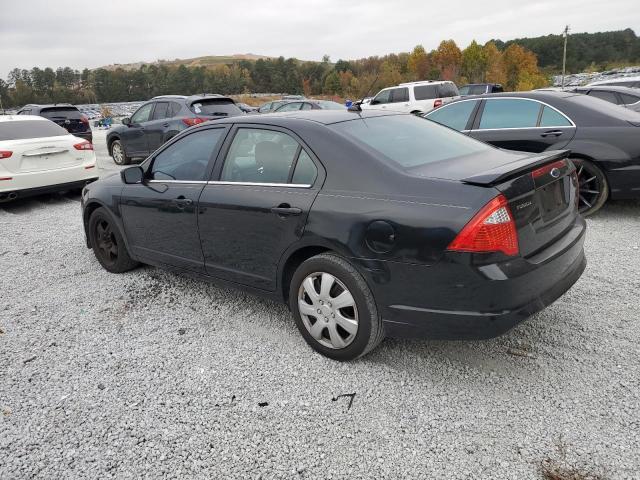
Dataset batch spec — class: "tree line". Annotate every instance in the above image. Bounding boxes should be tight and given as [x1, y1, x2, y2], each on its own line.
[0, 38, 559, 108]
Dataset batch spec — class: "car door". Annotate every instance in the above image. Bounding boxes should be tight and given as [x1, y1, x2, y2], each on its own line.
[468, 98, 575, 153]
[198, 125, 323, 291]
[144, 101, 171, 152]
[387, 87, 410, 113]
[120, 102, 155, 156]
[424, 99, 481, 131]
[120, 126, 229, 272]
[367, 89, 392, 111]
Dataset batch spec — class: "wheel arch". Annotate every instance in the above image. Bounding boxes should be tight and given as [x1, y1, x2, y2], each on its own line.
[106, 135, 120, 156]
[83, 200, 132, 256]
[279, 245, 334, 303]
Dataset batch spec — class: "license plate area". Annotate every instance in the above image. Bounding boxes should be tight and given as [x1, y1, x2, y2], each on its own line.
[538, 178, 568, 222]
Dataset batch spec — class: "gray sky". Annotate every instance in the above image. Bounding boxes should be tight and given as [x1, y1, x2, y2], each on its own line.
[1, 0, 637, 79]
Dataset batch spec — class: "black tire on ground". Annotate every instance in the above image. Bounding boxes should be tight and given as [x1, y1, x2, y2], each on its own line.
[572, 158, 609, 216]
[110, 139, 131, 166]
[289, 253, 384, 361]
[88, 207, 139, 273]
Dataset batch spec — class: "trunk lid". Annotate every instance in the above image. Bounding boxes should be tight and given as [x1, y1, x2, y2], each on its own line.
[464, 151, 578, 258]
[2, 136, 85, 173]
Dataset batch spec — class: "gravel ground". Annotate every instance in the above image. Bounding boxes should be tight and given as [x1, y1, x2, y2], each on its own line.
[1, 129, 639, 479]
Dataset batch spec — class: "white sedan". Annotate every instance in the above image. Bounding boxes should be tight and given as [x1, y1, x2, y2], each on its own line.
[0, 115, 98, 202]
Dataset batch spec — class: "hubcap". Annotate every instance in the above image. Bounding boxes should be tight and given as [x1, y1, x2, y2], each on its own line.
[576, 162, 602, 213]
[297, 272, 358, 349]
[96, 220, 118, 264]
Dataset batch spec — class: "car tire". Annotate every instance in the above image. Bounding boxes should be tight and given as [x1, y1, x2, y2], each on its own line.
[88, 207, 139, 273]
[572, 158, 609, 216]
[110, 140, 130, 166]
[289, 253, 384, 361]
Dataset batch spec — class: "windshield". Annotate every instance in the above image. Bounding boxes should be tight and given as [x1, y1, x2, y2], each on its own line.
[330, 114, 493, 169]
[190, 99, 242, 117]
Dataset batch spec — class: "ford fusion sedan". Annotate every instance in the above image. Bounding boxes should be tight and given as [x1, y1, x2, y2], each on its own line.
[0, 115, 97, 202]
[81, 110, 585, 360]
[425, 91, 640, 215]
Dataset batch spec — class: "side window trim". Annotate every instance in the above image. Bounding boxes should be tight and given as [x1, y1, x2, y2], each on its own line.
[143, 125, 230, 184]
[470, 97, 575, 131]
[209, 124, 324, 188]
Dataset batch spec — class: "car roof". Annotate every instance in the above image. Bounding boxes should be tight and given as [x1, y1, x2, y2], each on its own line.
[0, 115, 50, 123]
[459, 90, 582, 102]
[21, 104, 76, 109]
[588, 75, 640, 85]
[203, 109, 398, 126]
[398, 80, 452, 86]
[574, 85, 640, 94]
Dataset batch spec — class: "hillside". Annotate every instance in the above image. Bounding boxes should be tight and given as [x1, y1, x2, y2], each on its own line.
[101, 53, 273, 71]
[492, 28, 640, 73]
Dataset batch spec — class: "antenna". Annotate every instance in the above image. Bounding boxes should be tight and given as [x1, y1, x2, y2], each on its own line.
[561, 25, 570, 89]
[348, 73, 380, 112]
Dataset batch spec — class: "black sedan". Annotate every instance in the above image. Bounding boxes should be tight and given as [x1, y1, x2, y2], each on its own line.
[569, 86, 640, 112]
[425, 91, 640, 215]
[81, 110, 585, 360]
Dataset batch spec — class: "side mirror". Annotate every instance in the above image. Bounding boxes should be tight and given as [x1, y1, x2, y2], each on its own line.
[121, 166, 144, 184]
[121, 117, 131, 126]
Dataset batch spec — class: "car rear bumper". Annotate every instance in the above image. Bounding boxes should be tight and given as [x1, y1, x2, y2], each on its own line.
[0, 162, 99, 200]
[371, 216, 587, 340]
[0, 177, 99, 202]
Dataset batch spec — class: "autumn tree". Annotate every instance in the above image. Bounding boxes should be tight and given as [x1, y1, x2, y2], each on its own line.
[407, 45, 430, 81]
[433, 40, 462, 80]
[461, 40, 488, 83]
[502, 44, 548, 90]
[483, 41, 506, 85]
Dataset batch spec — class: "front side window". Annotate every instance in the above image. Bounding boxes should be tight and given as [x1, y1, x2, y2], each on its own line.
[131, 103, 154, 124]
[479, 99, 541, 129]
[539, 106, 572, 127]
[150, 128, 224, 181]
[258, 102, 272, 113]
[426, 100, 478, 131]
[372, 89, 391, 105]
[220, 128, 306, 184]
[300, 103, 314, 110]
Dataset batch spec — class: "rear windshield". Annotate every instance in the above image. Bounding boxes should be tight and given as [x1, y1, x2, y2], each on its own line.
[460, 85, 489, 95]
[0, 120, 69, 140]
[40, 107, 82, 119]
[567, 93, 640, 122]
[330, 114, 493, 169]
[190, 99, 242, 117]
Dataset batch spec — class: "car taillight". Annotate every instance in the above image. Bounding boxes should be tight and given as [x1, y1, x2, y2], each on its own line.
[74, 141, 94, 151]
[531, 159, 567, 179]
[0, 151, 12, 159]
[433, 99, 443, 109]
[182, 117, 207, 126]
[448, 194, 519, 256]
[81, 115, 89, 126]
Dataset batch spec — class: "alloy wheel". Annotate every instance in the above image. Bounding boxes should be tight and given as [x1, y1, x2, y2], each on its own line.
[297, 272, 359, 349]
[576, 162, 604, 213]
[112, 143, 124, 165]
[95, 219, 118, 265]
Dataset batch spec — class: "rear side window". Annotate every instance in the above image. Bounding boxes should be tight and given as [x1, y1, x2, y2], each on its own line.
[413, 84, 438, 100]
[291, 150, 317, 185]
[437, 83, 460, 98]
[619, 92, 640, 104]
[221, 128, 301, 184]
[479, 99, 541, 129]
[190, 99, 242, 116]
[168, 102, 182, 117]
[588, 91, 619, 104]
[40, 107, 82, 119]
[151, 128, 224, 181]
[539, 106, 572, 127]
[0, 120, 69, 140]
[151, 102, 169, 120]
[276, 102, 303, 112]
[426, 100, 478, 131]
[331, 115, 493, 169]
[390, 88, 409, 103]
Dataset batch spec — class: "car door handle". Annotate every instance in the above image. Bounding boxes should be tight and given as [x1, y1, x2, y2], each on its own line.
[271, 204, 302, 216]
[173, 196, 193, 209]
[162, 123, 170, 127]
[541, 130, 563, 137]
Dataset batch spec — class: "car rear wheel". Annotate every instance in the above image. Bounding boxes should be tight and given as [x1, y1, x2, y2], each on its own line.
[110, 140, 130, 166]
[573, 158, 608, 216]
[89, 207, 139, 273]
[289, 253, 384, 361]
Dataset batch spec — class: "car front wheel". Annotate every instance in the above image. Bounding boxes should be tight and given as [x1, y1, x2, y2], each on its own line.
[110, 140, 130, 166]
[88, 207, 139, 273]
[289, 253, 384, 361]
